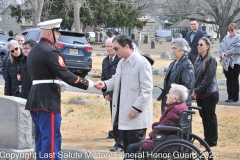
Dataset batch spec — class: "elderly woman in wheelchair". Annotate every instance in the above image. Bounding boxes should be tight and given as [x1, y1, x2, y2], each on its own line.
[125, 84, 209, 160]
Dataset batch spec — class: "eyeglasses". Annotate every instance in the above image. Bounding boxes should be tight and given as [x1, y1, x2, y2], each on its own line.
[172, 47, 178, 49]
[113, 47, 120, 51]
[197, 43, 204, 46]
[228, 29, 234, 32]
[10, 47, 18, 53]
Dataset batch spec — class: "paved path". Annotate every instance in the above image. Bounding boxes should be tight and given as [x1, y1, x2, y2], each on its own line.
[0, 74, 239, 107]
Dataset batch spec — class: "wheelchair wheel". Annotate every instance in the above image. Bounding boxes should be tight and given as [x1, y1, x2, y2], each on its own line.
[190, 133, 213, 160]
[151, 139, 205, 160]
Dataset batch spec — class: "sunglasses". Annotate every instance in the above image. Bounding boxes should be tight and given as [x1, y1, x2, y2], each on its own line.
[113, 47, 120, 51]
[228, 29, 234, 32]
[10, 47, 18, 53]
[197, 43, 204, 46]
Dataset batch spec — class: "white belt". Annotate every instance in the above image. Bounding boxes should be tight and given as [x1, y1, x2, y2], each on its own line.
[32, 80, 60, 85]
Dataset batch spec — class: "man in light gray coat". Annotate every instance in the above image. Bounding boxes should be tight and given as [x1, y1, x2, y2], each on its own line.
[95, 34, 153, 157]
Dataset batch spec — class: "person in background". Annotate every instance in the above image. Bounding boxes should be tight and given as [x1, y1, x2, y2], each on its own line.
[4, 40, 23, 97]
[126, 84, 188, 155]
[2, 34, 25, 80]
[185, 18, 207, 64]
[25, 19, 94, 160]
[20, 39, 37, 99]
[101, 37, 123, 152]
[219, 23, 240, 103]
[94, 34, 153, 159]
[160, 38, 194, 113]
[192, 37, 218, 147]
[15, 34, 25, 46]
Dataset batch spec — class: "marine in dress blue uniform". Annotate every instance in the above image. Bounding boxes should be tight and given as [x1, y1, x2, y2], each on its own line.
[25, 19, 94, 160]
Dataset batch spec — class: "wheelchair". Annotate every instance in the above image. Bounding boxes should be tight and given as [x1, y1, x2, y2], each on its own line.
[137, 107, 213, 160]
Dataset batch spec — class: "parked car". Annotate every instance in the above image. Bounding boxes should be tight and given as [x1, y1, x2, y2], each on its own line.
[0, 32, 12, 58]
[0, 28, 93, 78]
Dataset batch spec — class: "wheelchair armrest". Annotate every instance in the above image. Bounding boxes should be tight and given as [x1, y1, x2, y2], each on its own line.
[182, 110, 196, 114]
[154, 126, 182, 132]
[188, 106, 202, 110]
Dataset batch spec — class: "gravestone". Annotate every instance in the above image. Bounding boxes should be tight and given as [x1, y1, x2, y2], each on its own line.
[152, 68, 165, 75]
[131, 33, 136, 39]
[166, 36, 172, 42]
[151, 40, 156, 49]
[95, 32, 99, 42]
[218, 79, 226, 85]
[132, 39, 140, 47]
[0, 96, 32, 149]
[160, 52, 171, 59]
[144, 36, 150, 44]
[99, 32, 103, 42]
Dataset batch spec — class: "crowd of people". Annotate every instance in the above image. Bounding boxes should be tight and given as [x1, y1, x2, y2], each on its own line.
[1, 17, 239, 160]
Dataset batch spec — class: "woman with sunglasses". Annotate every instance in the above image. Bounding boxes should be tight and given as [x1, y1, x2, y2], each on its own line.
[4, 40, 24, 97]
[219, 23, 240, 103]
[160, 38, 194, 113]
[192, 37, 218, 147]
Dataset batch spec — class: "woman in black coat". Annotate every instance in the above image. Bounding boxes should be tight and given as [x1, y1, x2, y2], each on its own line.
[4, 40, 23, 97]
[20, 39, 37, 99]
[161, 38, 195, 113]
[192, 37, 218, 147]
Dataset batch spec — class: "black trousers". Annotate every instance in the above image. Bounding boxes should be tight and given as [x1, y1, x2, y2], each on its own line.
[224, 64, 240, 101]
[109, 101, 123, 148]
[113, 124, 123, 148]
[122, 129, 146, 154]
[196, 92, 218, 146]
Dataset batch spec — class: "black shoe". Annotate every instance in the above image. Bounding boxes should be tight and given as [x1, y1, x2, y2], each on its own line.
[225, 99, 238, 102]
[110, 147, 124, 152]
[106, 130, 114, 139]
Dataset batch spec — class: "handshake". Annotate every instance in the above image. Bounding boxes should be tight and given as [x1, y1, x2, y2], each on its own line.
[94, 80, 105, 90]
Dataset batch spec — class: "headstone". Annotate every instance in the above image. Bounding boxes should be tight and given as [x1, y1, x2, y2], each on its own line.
[151, 40, 156, 49]
[166, 36, 172, 42]
[0, 96, 32, 149]
[160, 52, 171, 59]
[131, 33, 135, 39]
[95, 32, 99, 42]
[152, 68, 165, 75]
[144, 36, 150, 44]
[173, 33, 182, 38]
[99, 32, 103, 42]
[132, 39, 140, 47]
[218, 79, 226, 85]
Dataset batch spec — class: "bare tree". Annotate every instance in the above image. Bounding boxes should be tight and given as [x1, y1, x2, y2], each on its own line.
[110, 0, 166, 16]
[0, 0, 18, 9]
[165, 0, 240, 41]
[29, 0, 44, 27]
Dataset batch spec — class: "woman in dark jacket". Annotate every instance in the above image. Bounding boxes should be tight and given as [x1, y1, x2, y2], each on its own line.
[192, 37, 218, 147]
[4, 40, 23, 97]
[20, 39, 37, 99]
[161, 38, 195, 113]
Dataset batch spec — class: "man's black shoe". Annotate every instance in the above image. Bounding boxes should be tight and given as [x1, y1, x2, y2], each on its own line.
[110, 147, 124, 152]
[225, 100, 238, 103]
[106, 130, 114, 139]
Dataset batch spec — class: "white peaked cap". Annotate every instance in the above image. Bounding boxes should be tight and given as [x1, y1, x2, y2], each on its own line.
[38, 18, 63, 29]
